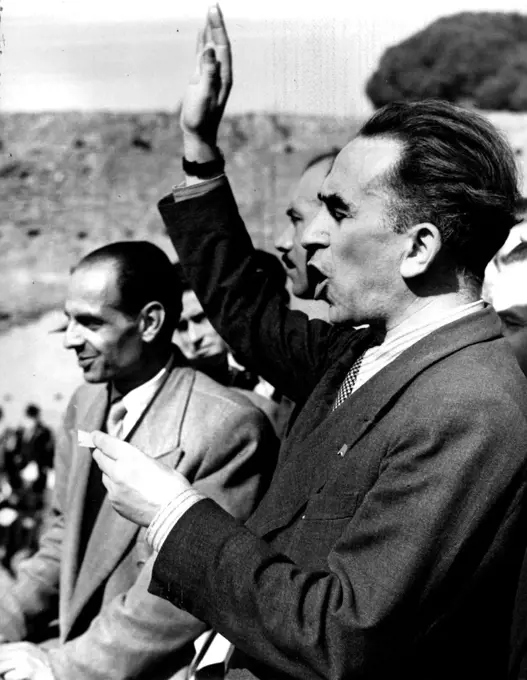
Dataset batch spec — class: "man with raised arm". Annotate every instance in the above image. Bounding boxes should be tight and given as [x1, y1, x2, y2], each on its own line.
[92, 7, 527, 680]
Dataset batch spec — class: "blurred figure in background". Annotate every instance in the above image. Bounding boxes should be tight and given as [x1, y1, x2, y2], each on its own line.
[275, 151, 337, 300]
[173, 257, 292, 436]
[16, 403, 55, 507]
[484, 240, 527, 375]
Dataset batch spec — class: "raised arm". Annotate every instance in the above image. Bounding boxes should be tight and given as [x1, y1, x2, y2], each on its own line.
[161, 6, 356, 403]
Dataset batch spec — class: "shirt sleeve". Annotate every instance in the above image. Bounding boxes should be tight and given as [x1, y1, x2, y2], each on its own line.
[171, 175, 226, 203]
[145, 488, 207, 553]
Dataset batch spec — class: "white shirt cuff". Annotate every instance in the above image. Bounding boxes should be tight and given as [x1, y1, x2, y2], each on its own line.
[172, 175, 226, 202]
[145, 488, 207, 552]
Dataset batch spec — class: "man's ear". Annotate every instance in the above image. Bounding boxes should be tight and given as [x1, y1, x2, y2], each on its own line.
[138, 301, 166, 343]
[399, 222, 442, 279]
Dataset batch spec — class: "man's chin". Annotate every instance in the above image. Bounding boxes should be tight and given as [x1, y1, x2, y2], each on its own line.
[328, 304, 357, 325]
[81, 369, 106, 384]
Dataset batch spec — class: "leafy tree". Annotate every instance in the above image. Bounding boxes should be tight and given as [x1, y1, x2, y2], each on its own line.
[366, 12, 527, 110]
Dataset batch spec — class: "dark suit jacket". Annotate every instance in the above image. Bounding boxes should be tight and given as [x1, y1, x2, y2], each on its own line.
[152, 179, 527, 680]
[0, 353, 277, 680]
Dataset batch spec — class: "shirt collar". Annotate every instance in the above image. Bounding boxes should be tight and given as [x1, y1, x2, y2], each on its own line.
[382, 299, 484, 348]
[110, 355, 173, 422]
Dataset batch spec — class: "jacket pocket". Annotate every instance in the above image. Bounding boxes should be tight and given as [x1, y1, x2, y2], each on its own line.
[303, 490, 361, 520]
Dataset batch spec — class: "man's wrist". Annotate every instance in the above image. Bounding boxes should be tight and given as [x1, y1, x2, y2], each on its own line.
[146, 488, 207, 552]
[182, 133, 219, 163]
[182, 151, 225, 180]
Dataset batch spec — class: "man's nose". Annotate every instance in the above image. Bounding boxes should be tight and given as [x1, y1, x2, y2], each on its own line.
[275, 224, 294, 253]
[63, 320, 84, 349]
[301, 208, 330, 250]
[187, 322, 203, 346]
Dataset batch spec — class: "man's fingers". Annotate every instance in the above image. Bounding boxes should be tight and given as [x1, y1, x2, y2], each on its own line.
[100, 472, 111, 492]
[209, 4, 229, 46]
[91, 431, 128, 460]
[196, 28, 206, 56]
[200, 47, 221, 89]
[193, 28, 206, 79]
[208, 5, 232, 105]
[92, 448, 113, 476]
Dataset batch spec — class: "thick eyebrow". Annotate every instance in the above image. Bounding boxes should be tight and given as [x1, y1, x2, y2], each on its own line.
[317, 192, 356, 216]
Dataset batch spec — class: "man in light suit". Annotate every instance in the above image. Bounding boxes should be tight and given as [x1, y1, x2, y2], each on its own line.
[91, 8, 527, 680]
[0, 241, 276, 680]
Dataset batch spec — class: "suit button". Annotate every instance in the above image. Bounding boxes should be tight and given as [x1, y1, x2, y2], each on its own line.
[137, 560, 145, 568]
[301, 515, 306, 520]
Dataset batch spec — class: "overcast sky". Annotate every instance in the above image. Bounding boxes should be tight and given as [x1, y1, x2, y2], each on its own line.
[3, 0, 527, 116]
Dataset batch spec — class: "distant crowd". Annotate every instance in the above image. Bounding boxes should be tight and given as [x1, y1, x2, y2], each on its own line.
[0, 404, 54, 574]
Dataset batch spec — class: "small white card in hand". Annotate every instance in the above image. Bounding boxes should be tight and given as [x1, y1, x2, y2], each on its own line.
[78, 430, 95, 449]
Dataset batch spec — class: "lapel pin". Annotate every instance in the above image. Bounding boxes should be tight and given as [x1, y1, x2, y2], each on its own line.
[337, 444, 348, 458]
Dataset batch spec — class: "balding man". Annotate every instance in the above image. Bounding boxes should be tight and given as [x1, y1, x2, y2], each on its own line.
[0, 241, 276, 680]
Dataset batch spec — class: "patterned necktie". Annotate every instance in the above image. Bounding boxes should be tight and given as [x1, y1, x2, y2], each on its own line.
[332, 352, 366, 411]
[106, 398, 127, 438]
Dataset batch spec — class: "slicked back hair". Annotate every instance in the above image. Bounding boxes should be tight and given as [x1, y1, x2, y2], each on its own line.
[359, 100, 521, 284]
[303, 149, 339, 174]
[73, 241, 182, 342]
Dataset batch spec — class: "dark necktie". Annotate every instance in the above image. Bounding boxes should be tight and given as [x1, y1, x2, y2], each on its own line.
[332, 351, 367, 411]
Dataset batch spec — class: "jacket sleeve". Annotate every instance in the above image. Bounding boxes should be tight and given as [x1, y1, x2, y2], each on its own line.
[0, 398, 75, 640]
[47, 391, 278, 680]
[158, 179, 350, 404]
[148, 378, 527, 680]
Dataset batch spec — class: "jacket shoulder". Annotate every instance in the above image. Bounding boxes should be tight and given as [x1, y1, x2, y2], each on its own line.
[62, 382, 106, 425]
[190, 370, 265, 416]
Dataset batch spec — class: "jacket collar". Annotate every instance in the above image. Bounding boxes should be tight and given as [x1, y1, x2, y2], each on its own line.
[247, 306, 503, 537]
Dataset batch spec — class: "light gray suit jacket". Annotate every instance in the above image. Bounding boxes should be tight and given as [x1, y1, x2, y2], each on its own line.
[0, 359, 276, 680]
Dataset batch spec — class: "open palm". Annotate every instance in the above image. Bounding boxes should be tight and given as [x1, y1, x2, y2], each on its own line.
[181, 4, 232, 146]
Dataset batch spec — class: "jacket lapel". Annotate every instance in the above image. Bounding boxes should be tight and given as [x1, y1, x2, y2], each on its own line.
[249, 307, 503, 537]
[65, 363, 195, 635]
[60, 385, 108, 631]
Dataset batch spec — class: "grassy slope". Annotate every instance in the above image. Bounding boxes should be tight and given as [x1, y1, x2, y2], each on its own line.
[1, 111, 358, 331]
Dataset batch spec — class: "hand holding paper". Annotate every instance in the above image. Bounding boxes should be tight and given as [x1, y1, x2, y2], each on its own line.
[91, 432, 191, 526]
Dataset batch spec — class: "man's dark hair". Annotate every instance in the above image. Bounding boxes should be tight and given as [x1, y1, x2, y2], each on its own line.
[25, 403, 41, 419]
[74, 242, 182, 339]
[303, 149, 339, 174]
[359, 99, 521, 284]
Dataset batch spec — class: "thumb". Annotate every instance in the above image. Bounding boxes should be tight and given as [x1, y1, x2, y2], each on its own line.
[91, 431, 125, 460]
[201, 46, 219, 78]
[92, 432, 148, 463]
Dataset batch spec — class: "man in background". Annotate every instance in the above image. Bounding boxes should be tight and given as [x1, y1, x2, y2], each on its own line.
[173, 259, 290, 436]
[15, 403, 55, 504]
[484, 240, 527, 375]
[275, 151, 337, 301]
[0, 241, 276, 680]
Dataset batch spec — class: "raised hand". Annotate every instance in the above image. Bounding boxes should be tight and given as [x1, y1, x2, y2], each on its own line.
[181, 4, 232, 161]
